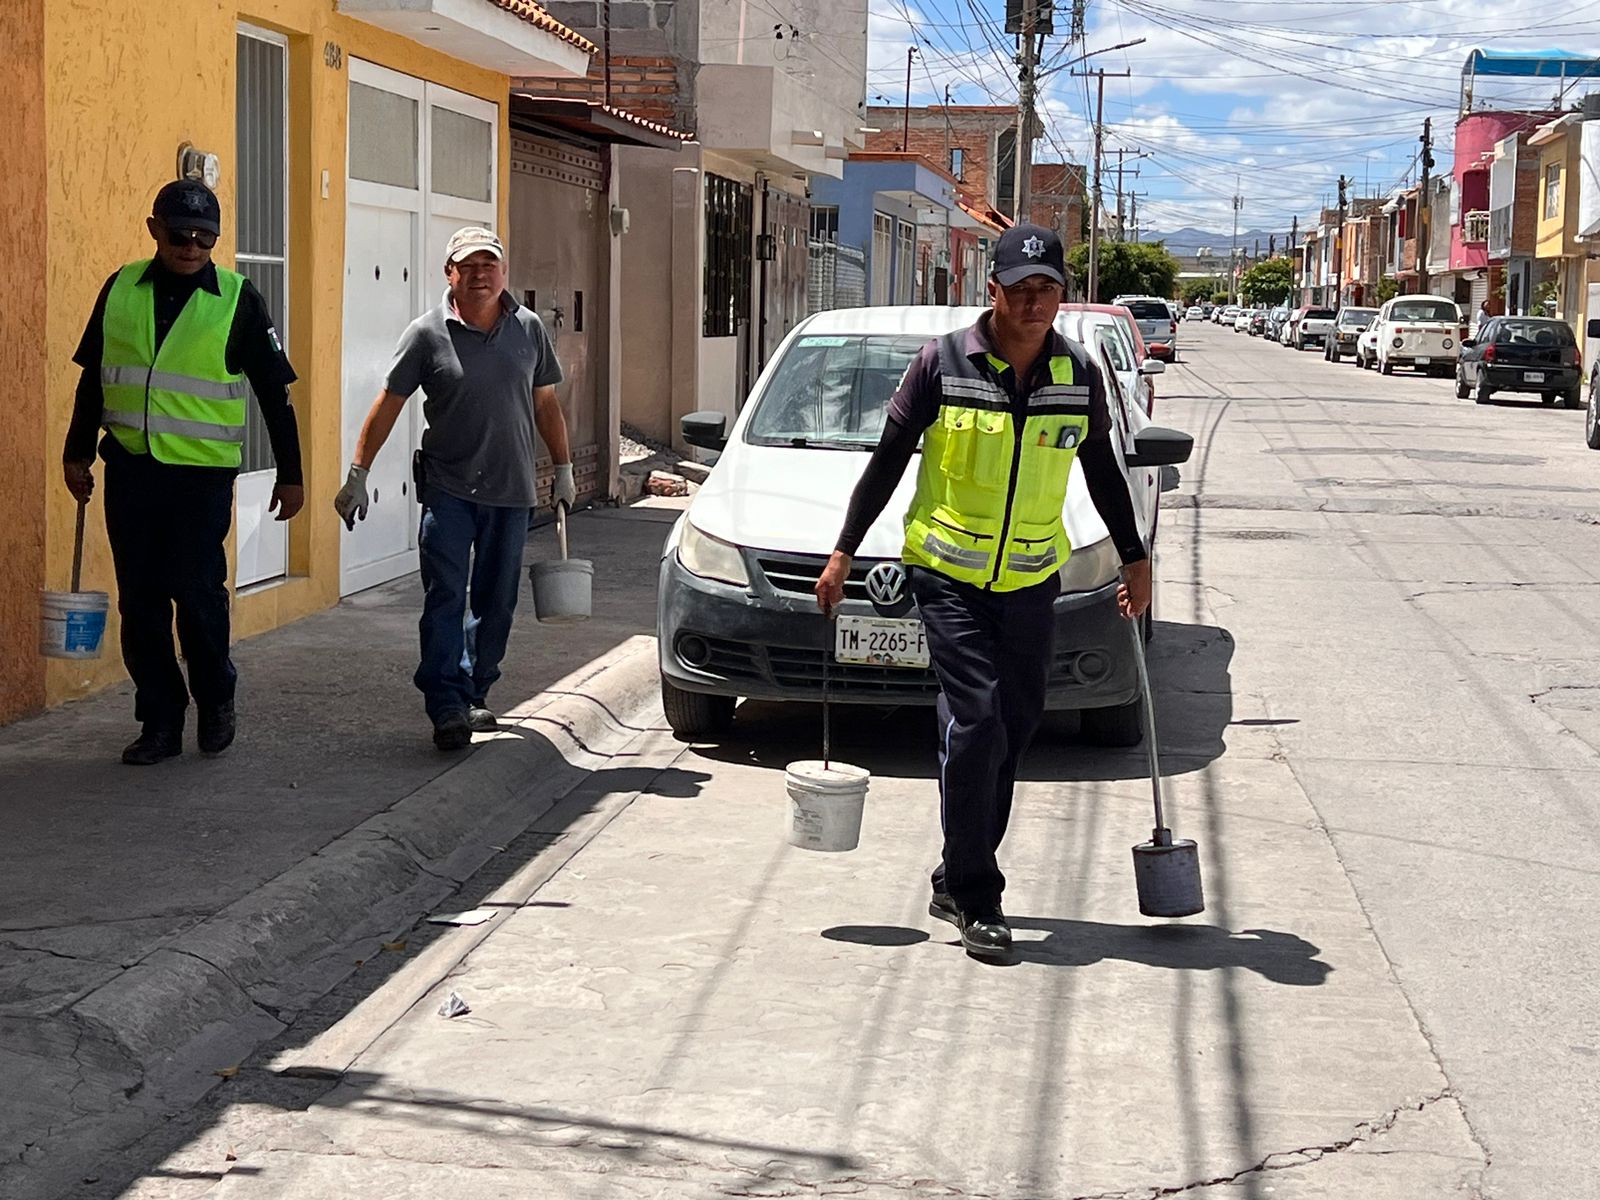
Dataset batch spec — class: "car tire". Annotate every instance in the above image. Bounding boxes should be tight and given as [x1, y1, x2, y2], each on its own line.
[1081, 698, 1144, 747]
[1541, 391, 1558, 406]
[1379, 356, 1393, 375]
[1562, 388, 1582, 410]
[1475, 377, 1493, 405]
[1329, 345, 1341, 363]
[1455, 371, 1470, 400]
[1586, 381, 1600, 449]
[661, 676, 736, 738]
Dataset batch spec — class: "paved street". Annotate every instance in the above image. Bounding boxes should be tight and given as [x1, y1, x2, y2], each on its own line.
[38, 321, 1600, 1199]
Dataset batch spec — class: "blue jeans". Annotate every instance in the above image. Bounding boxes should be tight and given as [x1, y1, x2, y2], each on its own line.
[414, 487, 530, 724]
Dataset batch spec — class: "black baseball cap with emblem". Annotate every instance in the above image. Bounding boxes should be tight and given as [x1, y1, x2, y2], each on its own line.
[991, 222, 1065, 287]
[152, 179, 222, 235]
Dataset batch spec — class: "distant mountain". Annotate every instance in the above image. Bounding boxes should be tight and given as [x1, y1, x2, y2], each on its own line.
[1144, 226, 1286, 256]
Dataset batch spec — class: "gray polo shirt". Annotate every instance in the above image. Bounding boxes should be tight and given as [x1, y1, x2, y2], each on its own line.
[385, 290, 563, 508]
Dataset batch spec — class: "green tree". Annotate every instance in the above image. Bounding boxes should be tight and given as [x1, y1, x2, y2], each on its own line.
[1066, 240, 1181, 303]
[1181, 277, 1224, 306]
[1239, 257, 1293, 306]
[1377, 276, 1399, 304]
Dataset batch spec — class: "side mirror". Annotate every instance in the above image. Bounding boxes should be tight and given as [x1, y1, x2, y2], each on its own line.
[1461, 338, 1476, 348]
[681, 411, 728, 452]
[1588, 318, 1600, 340]
[1139, 358, 1166, 376]
[1125, 425, 1194, 468]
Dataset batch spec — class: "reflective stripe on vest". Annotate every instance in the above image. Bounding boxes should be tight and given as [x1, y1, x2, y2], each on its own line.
[100, 260, 248, 468]
[902, 328, 1090, 591]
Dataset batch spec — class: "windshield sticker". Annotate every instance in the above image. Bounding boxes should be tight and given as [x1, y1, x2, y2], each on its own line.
[798, 336, 851, 347]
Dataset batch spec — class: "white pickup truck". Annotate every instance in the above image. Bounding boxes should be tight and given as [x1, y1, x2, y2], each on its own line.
[1293, 307, 1338, 350]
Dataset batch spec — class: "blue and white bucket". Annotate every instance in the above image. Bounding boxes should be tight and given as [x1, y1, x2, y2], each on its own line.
[40, 590, 110, 659]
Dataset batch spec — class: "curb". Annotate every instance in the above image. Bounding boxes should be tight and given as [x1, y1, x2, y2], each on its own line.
[5, 636, 664, 1200]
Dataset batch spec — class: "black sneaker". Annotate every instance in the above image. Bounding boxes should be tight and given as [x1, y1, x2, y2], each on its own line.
[957, 908, 1013, 961]
[466, 706, 499, 732]
[197, 702, 236, 755]
[432, 710, 473, 751]
[928, 892, 959, 926]
[122, 727, 183, 766]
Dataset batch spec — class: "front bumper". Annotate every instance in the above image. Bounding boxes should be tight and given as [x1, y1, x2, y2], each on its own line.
[658, 552, 1138, 712]
[1482, 364, 1580, 393]
[1299, 328, 1331, 345]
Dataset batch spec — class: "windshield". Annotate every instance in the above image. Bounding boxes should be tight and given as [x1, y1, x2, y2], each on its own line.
[1492, 319, 1575, 346]
[1390, 300, 1459, 323]
[1124, 300, 1171, 320]
[1338, 308, 1377, 327]
[745, 334, 927, 449]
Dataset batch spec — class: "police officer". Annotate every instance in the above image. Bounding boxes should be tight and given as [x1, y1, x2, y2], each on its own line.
[62, 179, 303, 766]
[334, 227, 575, 751]
[815, 224, 1151, 961]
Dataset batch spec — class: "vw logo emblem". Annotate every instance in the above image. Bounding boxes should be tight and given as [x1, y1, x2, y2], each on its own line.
[864, 561, 913, 616]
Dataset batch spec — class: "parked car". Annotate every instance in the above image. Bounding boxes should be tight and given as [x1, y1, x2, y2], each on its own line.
[1216, 305, 1240, 325]
[1114, 296, 1178, 361]
[1232, 308, 1254, 332]
[1325, 307, 1378, 363]
[1293, 307, 1338, 350]
[1185, 304, 1204, 321]
[1200, 303, 1215, 319]
[1279, 308, 1303, 345]
[1456, 315, 1582, 407]
[1061, 302, 1162, 414]
[1355, 323, 1381, 368]
[1248, 310, 1269, 336]
[1376, 294, 1466, 375]
[1265, 306, 1290, 341]
[1588, 318, 1600, 450]
[658, 305, 1193, 743]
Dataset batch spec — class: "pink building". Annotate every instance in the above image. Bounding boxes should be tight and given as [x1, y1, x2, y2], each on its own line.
[1449, 111, 1552, 272]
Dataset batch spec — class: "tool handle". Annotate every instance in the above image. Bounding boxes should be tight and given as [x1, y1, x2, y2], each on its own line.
[555, 502, 569, 561]
[1128, 616, 1167, 835]
[71, 499, 87, 594]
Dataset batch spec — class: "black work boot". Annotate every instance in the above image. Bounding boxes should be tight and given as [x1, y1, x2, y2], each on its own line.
[956, 907, 1013, 961]
[197, 702, 236, 755]
[432, 710, 473, 751]
[928, 892, 959, 926]
[122, 726, 183, 766]
[466, 705, 499, 732]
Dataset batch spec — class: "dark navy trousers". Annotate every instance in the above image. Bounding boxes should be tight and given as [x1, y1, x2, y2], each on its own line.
[102, 447, 237, 730]
[909, 566, 1060, 913]
[414, 485, 530, 724]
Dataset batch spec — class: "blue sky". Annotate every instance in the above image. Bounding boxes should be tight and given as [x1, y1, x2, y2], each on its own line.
[862, 0, 1600, 237]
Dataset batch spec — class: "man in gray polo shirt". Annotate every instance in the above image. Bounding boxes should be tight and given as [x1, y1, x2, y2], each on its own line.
[334, 227, 576, 750]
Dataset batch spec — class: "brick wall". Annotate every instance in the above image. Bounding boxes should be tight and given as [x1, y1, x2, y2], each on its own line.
[864, 108, 1020, 211]
[1512, 158, 1541, 256]
[514, 54, 691, 131]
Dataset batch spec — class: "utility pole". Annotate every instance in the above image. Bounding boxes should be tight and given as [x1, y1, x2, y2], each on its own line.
[900, 46, 917, 151]
[942, 84, 953, 165]
[1109, 149, 1147, 241]
[1417, 116, 1434, 294]
[1335, 173, 1348, 305]
[1013, 0, 1039, 223]
[1129, 192, 1141, 242]
[1073, 67, 1131, 302]
[1230, 175, 1242, 305]
[1290, 214, 1299, 299]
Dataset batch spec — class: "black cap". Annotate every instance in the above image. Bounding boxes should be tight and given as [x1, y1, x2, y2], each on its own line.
[991, 223, 1065, 287]
[152, 179, 221, 235]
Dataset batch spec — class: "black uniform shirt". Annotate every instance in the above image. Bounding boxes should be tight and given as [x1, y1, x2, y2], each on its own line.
[65, 260, 303, 485]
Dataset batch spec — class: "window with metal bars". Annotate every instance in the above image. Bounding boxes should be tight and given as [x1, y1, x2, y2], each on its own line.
[236, 28, 288, 475]
[704, 174, 753, 338]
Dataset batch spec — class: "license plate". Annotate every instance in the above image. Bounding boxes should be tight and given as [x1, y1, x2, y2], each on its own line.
[835, 615, 928, 669]
[1524, 371, 1545, 383]
[1415, 356, 1432, 365]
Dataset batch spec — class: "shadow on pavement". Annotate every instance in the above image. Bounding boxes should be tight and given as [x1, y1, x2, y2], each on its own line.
[689, 618, 1236, 784]
[822, 921, 1332, 986]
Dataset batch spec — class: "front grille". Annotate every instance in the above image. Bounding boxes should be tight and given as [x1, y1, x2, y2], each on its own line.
[755, 553, 895, 604]
[768, 646, 942, 695]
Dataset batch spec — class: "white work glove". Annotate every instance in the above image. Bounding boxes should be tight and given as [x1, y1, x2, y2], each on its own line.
[333, 465, 370, 530]
[552, 462, 577, 511]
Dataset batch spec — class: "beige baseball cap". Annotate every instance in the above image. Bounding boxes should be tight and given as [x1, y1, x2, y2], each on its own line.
[445, 226, 504, 263]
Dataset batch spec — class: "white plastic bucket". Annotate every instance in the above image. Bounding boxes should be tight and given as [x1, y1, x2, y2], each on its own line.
[784, 760, 870, 852]
[529, 558, 593, 624]
[40, 590, 110, 659]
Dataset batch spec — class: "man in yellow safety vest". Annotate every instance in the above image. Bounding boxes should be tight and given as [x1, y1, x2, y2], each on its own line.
[815, 224, 1151, 961]
[63, 179, 303, 765]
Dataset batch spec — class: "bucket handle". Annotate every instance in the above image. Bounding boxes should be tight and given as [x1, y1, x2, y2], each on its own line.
[71, 499, 87, 594]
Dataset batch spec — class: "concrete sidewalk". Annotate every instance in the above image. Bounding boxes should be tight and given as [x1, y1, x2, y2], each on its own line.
[100, 576, 1484, 1197]
[0, 503, 683, 1200]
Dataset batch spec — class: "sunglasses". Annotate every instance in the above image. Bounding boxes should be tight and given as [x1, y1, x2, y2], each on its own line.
[162, 226, 218, 250]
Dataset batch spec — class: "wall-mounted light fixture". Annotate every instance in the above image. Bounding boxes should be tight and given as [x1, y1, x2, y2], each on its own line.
[177, 142, 220, 190]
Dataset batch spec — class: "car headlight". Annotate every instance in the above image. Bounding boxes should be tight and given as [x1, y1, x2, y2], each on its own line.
[678, 522, 750, 587]
[1059, 537, 1122, 594]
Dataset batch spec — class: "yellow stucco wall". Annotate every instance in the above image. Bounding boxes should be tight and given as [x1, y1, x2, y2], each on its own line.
[1534, 136, 1580, 261]
[39, 0, 514, 708]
